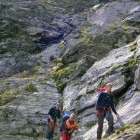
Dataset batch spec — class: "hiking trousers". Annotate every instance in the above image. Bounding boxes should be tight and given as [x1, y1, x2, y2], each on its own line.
[60, 132, 71, 140]
[47, 118, 56, 140]
[97, 111, 114, 140]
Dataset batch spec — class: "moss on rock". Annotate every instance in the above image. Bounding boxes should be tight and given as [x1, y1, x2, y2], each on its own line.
[25, 83, 38, 93]
[51, 61, 77, 92]
[104, 123, 140, 140]
[0, 18, 40, 56]
[0, 89, 20, 106]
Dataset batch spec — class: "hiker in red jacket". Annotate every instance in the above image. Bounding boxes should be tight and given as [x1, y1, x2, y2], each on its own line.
[60, 113, 79, 140]
[96, 83, 119, 140]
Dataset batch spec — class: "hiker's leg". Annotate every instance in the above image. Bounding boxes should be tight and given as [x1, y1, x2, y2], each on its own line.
[105, 111, 114, 135]
[97, 115, 104, 140]
[47, 120, 55, 139]
[47, 126, 54, 140]
[66, 133, 71, 140]
[47, 128, 53, 140]
[60, 132, 63, 140]
[62, 132, 70, 140]
[48, 131, 54, 140]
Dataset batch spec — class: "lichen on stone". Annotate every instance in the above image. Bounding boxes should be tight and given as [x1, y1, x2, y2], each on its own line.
[0, 89, 20, 106]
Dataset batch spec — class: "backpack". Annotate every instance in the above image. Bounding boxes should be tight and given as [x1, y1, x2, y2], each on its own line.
[63, 111, 70, 118]
[97, 85, 109, 94]
[60, 112, 70, 132]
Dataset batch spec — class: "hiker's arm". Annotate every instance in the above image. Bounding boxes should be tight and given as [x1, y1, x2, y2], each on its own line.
[48, 108, 54, 122]
[110, 98, 118, 115]
[48, 115, 54, 122]
[111, 104, 117, 115]
[74, 122, 79, 130]
[73, 121, 79, 130]
[66, 120, 77, 129]
[72, 121, 79, 130]
[66, 120, 71, 129]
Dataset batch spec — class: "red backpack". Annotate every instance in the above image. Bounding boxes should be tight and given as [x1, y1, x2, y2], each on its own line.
[97, 85, 108, 93]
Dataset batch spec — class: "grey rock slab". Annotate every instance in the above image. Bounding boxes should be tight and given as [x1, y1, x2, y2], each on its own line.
[63, 84, 80, 110]
[63, 40, 139, 115]
[81, 45, 134, 81]
[81, 89, 140, 140]
[38, 43, 64, 65]
[88, 0, 138, 30]
[0, 135, 35, 140]
[0, 134, 48, 140]
[67, 36, 140, 140]
[78, 94, 97, 112]
[118, 91, 140, 124]
[0, 81, 60, 137]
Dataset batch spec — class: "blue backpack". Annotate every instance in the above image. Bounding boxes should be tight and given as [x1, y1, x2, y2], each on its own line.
[63, 111, 70, 119]
[60, 111, 70, 132]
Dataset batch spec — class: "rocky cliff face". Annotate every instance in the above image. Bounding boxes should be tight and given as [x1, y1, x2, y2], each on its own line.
[0, 0, 98, 139]
[0, 0, 140, 140]
[60, 0, 140, 139]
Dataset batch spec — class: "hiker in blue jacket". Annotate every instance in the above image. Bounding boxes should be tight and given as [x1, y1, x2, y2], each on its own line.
[96, 83, 119, 140]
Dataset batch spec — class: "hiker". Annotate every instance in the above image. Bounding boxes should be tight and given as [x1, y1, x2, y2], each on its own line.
[96, 83, 119, 140]
[60, 113, 78, 140]
[47, 104, 61, 140]
[60, 111, 71, 140]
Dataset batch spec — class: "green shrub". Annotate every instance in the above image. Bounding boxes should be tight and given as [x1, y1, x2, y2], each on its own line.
[25, 83, 38, 93]
[44, 0, 97, 13]
[0, 89, 19, 106]
[52, 64, 76, 80]
[51, 62, 77, 92]
[80, 27, 94, 47]
[116, 124, 131, 133]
